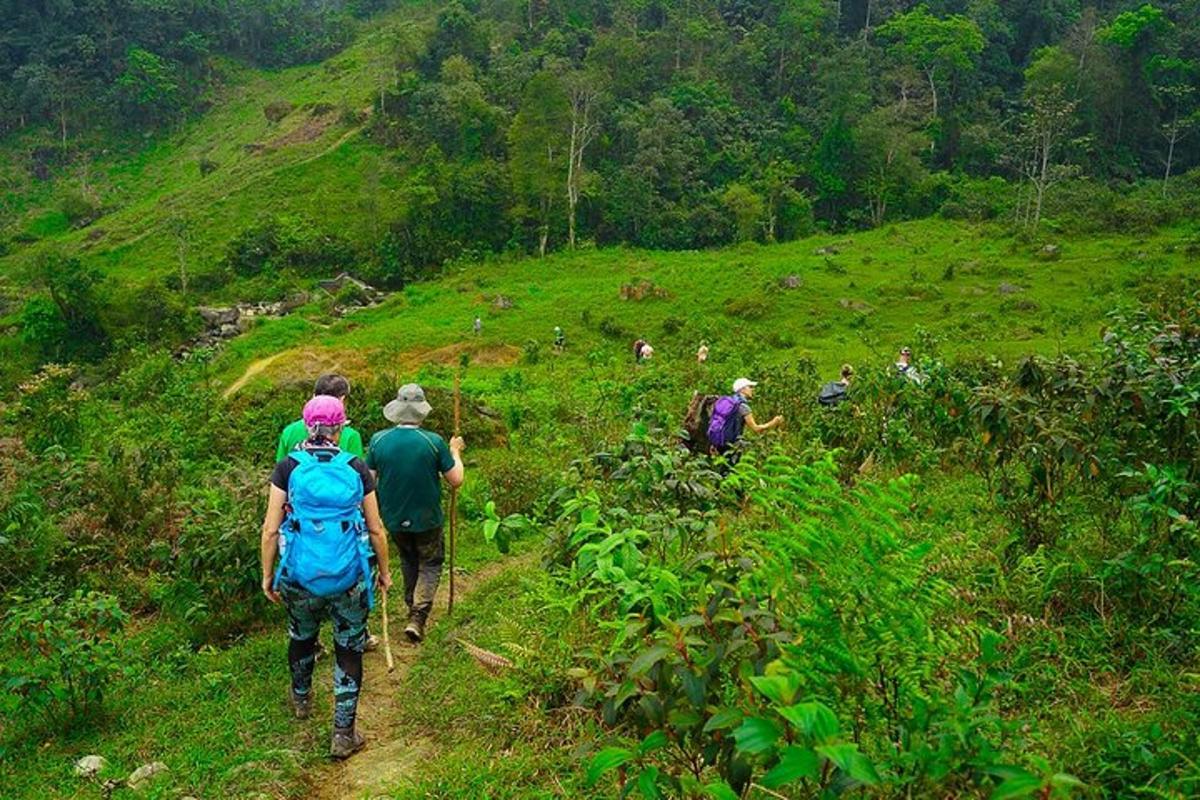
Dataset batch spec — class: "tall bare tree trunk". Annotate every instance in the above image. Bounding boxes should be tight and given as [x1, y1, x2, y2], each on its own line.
[566, 79, 599, 250]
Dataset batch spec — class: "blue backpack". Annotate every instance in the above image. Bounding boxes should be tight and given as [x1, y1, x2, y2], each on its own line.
[706, 395, 745, 450]
[273, 449, 374, 608]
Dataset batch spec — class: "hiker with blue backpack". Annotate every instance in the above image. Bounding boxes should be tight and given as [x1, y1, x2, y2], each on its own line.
[707, 378, 783, 460]
[275, 373, 378, 654]
[260, 395, 393, 760]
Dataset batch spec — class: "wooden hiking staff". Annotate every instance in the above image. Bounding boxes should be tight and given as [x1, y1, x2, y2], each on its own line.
[448, 369, 461, 614]
[380, 585, 395, 672]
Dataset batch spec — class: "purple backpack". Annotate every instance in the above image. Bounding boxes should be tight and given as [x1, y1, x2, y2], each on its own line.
[706, 395, 745, 450]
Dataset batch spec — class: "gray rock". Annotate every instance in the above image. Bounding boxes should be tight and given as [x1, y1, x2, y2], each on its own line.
[127, 761, 169, 790]
[218, 323, 240, 338]
[1039, 244, 1061, 260]
[779, 274, 803, 289]
[493, 295, 514, 310]
[198, 306, 239, 326]
[998, 282, 1023, 294]
[838, 298, 875, 313]
[280, 292, 310, 313]
[74, 755, 107, 779]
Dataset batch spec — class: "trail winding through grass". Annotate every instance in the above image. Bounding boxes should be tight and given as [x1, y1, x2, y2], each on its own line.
[307, 552, 537, 800]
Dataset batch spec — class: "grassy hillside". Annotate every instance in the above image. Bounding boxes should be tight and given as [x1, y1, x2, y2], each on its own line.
[0, 5, 425, 289]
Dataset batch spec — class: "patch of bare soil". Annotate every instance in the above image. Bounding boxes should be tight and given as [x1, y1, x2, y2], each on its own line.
[265, 112, 337, 151]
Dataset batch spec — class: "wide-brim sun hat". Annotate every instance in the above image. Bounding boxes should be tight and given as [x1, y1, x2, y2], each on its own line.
[384, 383, 433, 424]
[303, 395, 347, 427]
[732, 377, 758, 393]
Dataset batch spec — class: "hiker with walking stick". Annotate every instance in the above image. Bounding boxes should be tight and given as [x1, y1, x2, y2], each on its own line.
[260, 395, 392, 759]
[366, 384, 465, 644]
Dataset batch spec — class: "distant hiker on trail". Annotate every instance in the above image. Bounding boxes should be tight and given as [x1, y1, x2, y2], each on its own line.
[895, 347, 925, 384]
[474, 317, 482, 335]
[260, 395, 392, 760]
[367, 384, 465, 644]
[707, 378, 783, 459]
[818, 364, 854, 406]
[633, 338, 654, 362]
[697, 342, 709, 363]
[276, 374, 364, 461]
[554, 326, 565, 351]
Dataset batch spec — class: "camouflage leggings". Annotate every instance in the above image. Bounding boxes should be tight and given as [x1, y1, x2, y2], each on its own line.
[280, 579, 368, 729]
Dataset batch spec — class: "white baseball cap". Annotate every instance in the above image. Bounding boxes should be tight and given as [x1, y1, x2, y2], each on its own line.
[732, 378, 757, 393]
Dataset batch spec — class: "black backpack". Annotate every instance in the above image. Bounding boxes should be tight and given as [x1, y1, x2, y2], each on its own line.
[681, 392, 719, 453]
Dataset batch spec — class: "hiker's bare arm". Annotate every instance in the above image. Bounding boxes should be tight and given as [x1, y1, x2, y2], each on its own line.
[443, 436, 466, 489]
[260, 485, 287, 603]
[744, 413, 784, 434]
[361, 492, 392, 591]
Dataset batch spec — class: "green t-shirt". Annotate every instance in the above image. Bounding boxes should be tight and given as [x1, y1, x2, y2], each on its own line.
[366, 426, 455, 535]
[275, 418, 364, 462]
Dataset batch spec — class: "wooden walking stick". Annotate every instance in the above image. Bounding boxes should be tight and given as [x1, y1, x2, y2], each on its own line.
[380, 585, 395, 672]
[448, 369, 461, 614]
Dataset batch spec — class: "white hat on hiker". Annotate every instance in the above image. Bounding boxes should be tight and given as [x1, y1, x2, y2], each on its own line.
[732, 378, 757, 394]
[384, 383, 433, 424]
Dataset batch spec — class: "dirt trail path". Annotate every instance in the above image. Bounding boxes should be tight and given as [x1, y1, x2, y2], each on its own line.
[223, 352, 288, 398]
[307, 552, 536, 800]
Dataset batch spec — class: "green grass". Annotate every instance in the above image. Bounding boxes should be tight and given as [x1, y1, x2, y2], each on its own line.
[0, 517, 518, 800]
[211, 218, 1196, 391]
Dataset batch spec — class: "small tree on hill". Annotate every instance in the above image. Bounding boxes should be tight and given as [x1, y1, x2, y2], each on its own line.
[878, 6, 984, 120]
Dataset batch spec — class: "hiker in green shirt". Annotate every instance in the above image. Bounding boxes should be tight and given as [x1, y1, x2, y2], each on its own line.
[367, 383, 465, 644]
[275, 373, 376, 652]
[275, 374, 364, 461]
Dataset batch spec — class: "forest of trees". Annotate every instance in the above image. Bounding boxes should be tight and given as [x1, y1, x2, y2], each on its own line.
[3, 1, 1199, 277]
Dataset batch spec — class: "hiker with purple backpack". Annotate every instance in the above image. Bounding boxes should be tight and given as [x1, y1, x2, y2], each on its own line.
[706, 378, 783, 461]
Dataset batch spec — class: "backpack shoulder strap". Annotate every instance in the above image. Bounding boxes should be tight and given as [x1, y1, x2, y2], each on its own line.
[290, 449, 316, 465]
[330, 449, 355, 467]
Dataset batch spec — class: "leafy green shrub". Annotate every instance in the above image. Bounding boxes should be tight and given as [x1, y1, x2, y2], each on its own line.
[597, 316, 627, 339]
[224, 214, 358, 278]
[59, 190, 102, 228]
[722, 293, 772, 320]
[9, 364, 84, 453]
[0, 439, 62, 595]
[560, 445, 1077, 798]
[0, 590, 128, 732]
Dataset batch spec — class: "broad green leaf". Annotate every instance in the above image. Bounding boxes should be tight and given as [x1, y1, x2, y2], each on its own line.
[702, 781, 739, 800]
[990, 773, 1043, 800]
[816, 743, 879, 786]
[703, 706, 743, 733]
[668, 708, 702, 731]
[630, 644, 672, 677]
[749, 672, 801, 706]
[586, 747, 634, 787]
[761, 746, 820, 788]
[778, 701, 839, 740]
[1050, 773, 1085, 789]
[732, 716, 781, 755]
[637, 766, 662, 799]
[638, 730, 669, 755]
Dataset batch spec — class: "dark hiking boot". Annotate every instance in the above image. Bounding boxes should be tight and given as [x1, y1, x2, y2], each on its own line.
[404, 618, 425, 643]
[290, 690, 312, 720]
[330, 726, 366, 759]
